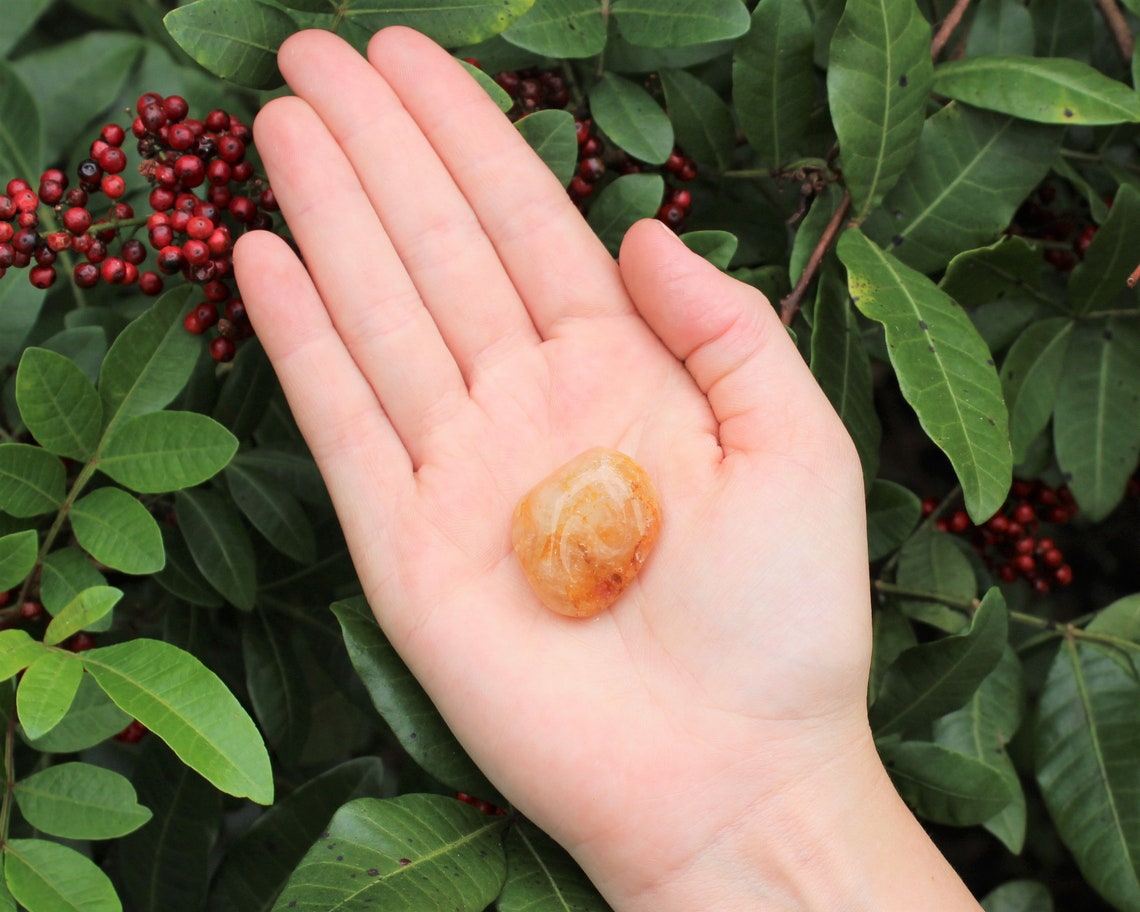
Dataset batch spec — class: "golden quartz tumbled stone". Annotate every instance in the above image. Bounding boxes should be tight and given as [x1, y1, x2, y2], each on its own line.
[511, 448, 662, 618]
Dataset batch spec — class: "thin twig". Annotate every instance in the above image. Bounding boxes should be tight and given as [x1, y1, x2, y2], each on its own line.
[930, 0, 972, 61]
[1095, 0, 1135, 63]
[779, 189, 851, 326]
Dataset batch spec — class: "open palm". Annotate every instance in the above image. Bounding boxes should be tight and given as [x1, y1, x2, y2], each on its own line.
[235, 27, 877, 905]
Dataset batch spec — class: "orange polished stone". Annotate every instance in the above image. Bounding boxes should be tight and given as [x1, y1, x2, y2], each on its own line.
[511, 448, 662, 618]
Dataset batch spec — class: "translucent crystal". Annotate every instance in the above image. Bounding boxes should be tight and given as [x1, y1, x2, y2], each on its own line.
[511, 448, 662, 618]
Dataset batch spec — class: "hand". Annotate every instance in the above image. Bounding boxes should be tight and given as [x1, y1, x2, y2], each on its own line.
[235, 28, 979, 912]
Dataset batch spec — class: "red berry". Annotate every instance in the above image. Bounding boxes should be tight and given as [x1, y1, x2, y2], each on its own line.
[173, 154, 205, 188]
[578, 157, 605, 181]
[1048, 506, 1072, 524]
[163, 95, 189, 122]
[73, 262, 99, 287]
[38, 179, 64, 205]
[66, 632, 96, 652]
[947, 510, 970, 534]
[1014, 536, 1036, 555]
[6, 178, 30, 196]
[206, 159, 231, 186]
[1054, 564, 1073, 586]
[1042, 547, 1065, 568]
[231, 160, 254, 182]
[167, 122, 196, 151]
[209, 336, 236, 362]
[157, 245, 185, 273]
[97, 146, 127, 174]
[100, 257, 127, 284]
[217, 134, 245, 164]
[29, 266, 56, 289]
[20, 601, 42, 620]
[13, 188, 37, 212]
[656, 203, 685, 229]
[101, 174, 126, 199]
[139, 271, 163, 295]
[1013, 553, 1036, 575]
[205, 109, 230, 132]
[113, 719, 148, 744]
[228, 196, 256, 223]
[1012, 502, 1036, 525]
[100, 122, 126, 146]
[182, 239, 209, 266]
[0, 195, 14, 219]
[186, 215, 214, 240]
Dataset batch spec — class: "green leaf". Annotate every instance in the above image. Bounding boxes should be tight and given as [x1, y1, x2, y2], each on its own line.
[345, 0, 536, 47]
[117, 740, 221, 912]
[17, 651, 84, 741]
[499, 822, 609, 911]
[501, 0, 606, 57]
[331, 597, 494, 797]
[934, 647, 1027, 852]
[586, 173, 664, 255]
[153, 524, 225, 608]
[1053, 317, 1140, 521]
[81, 639, 273, 804]
[15, 348, 102, 461]
[0, 0, 52, 57]
[870, 604, 917, 706]
[459, 59, 514, 112]
[4, 839, 121, 912]
[14, 762, 151, 840]
[274, 794, 507, 911]
[862, 104, 1061, 274]
[0, 630, 46, 684]
[659, 67, 736, 172]
[43, 586, 122, 647]
[826, 0, 933, 220]
[0, 530, 37, 593]
[70, 487, 165, 575]
[731, 0, 814, 168]
[1032, 0, 1093, 61]
[99, 411, 237, 494]
[981, 880, 1054, 912]
[870, 587, 1007, 738]
[210, 757, 385, 912]
[939, 235, 1045, 310]
[515, 109, 578, 188]
[0, 276, 47, 371]
[839, 228, 1012, 521]
[965, 0, 1034, 57]
[175, 487, 257, 610]
[934, 56, 1140, 125]
[98, 287, 199, 436]
[867, 480, 921, 561]
[0, 444, 65, 518]
[1035, 639, 1140, 912]
[40, 548, 112, 630]
[1068, 184, 1140, 315]
[211, 340, 278, 440]
[894, 528, 976, 632]
[880, 740, 1015, 826]
[810, 272, 881, 489]
[1000, 317, 1073, 464]
[589, 73, 673, 165]
[243, 609, 309, 766]
[163, 0, 293, 89]
[0, 59, 41, 192]
[611, 0, 750, 47]
[679, 230, 738, 269]
[225, 462, 316, 564]
[22, 675, 130, 754]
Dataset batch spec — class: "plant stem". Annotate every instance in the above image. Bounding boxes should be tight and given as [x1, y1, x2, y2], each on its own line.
[1095, 0, 1135, 62]
[0, 717, 15, 847]
[779, 188, 851, 325]
[930, 0, 972, 60]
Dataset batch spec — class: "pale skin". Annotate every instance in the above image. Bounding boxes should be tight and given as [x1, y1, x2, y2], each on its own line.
[233, 27, 983, 912]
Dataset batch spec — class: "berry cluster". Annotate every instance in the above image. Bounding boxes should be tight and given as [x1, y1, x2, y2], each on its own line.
[456, 791, 506, 816]
[485, 63, 699, 229]
[924, 479, 1076, 594]
[1009, 180, 1103, 274]
[0, 92, 278, 362]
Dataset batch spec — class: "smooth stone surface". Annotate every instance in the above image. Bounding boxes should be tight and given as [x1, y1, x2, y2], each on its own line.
[511, 448, 662, 618]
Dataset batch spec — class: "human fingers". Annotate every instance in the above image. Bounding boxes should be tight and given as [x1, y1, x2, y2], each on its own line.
[368, 27, 634, 333]
[249, 92, 468, 465]
[276, 30, 540, 385]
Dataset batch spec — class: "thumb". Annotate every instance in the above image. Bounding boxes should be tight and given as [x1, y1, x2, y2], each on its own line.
[619, 219, 850, 460]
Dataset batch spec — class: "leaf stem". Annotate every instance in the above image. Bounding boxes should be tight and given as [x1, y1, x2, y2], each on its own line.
[930, 0, 972, 61]
[0, 716, 15, 848]
[779, 188, 851, 325]
[1095, 0, 1135, 62]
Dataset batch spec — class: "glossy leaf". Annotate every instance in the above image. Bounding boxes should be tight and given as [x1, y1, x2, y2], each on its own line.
[934, 56, 1140, 125]
[99, 411, 237, 494]
[934, 647, 1027, 852]
[502, 0, 606, 57]
[880, 740, 1015, 826]
[811, 275, 881, 489]
[43, 586, 122, 647]
[153, 524, 225, 608]
[0, 59, 41, 192]
[39, 548, 112, 630]
[611, 0, 750, 47]
[332, 597, 494, 797]
[867, 480, 921, 561]
[163, 0, 293, 89]
[274, 794, 507, 912]
[243, 609, 309, 765]
[839, 228, 1012, 521]
[826, 0, 933, 220]
[659, 67, 736, 172]
[679, 230, 738, 269]
[589, 73, 673, 165]
[732, 0, 814, 168]
[4, 839, 121, 912]
[1000, 317, 1073, 463]
[1068, 184, 1140, 315]
[70, 487, 164, 575]
[175, 487, 257, 610]
[966, 0, 1034, 57]
[345, 0, 536, 47]
[0, 530, 37, 593]
[0, 444, 65, 518]
[0, 630, 46, 683]
[98, 287, 199, 435]
[210, 757, 385, 912]
[894, 528, 976, 632]
[1053, 318, 1140, 521]
[863, 104, 1061, 274]
[981, 880, 1054, 912]
[870, 587, 1007, 738]
[1035, 639, 1140, 911]
[14, 762, 151, 840]
[586, 173, 663, 255]
[118, 740, 221, 912]
[17, 651, 83, 741]
[22, 675, 130, 754]
[15, 348, 102, 461]
[515, 109, 578, 188]
[81, 638, 273, 804]
[499, 822, 609, 911]
[227, 463, 316, 564]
